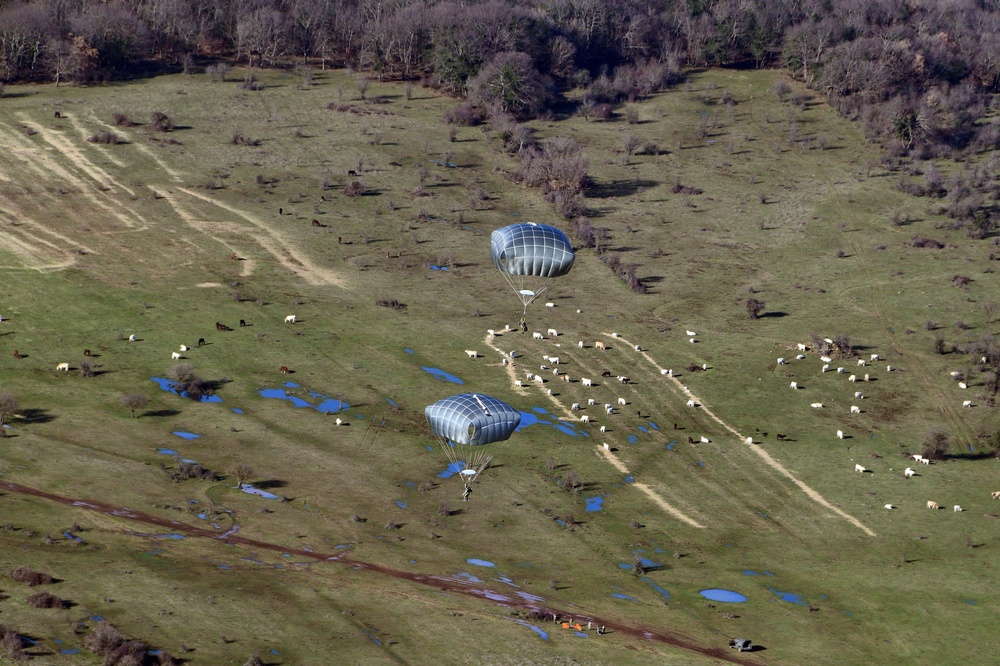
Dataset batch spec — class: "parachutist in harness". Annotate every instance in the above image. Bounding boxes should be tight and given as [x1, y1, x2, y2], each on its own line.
[518, 317, 527, 333]
[463, 484, 472, 501]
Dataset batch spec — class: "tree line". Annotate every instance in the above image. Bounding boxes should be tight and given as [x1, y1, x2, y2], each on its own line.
[1, 0, 999, 156]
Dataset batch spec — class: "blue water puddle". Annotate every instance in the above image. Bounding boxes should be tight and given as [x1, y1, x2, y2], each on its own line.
[258, 387, 349, 413]
[638, 426, 648, 433]
[467, 558, 496, 568]
[363, 627, 383, 647]
[574, 631, 589, 638]
[820, 594, 828, 599]
[585, 496, 605, 512]
[218, 564, 231, 570]
[394, 500, 409, 509]
[64, 531, 82, 542]
[697, 460, 705, 468]
[232, 408, 243, 414]
[438, 461, 466, 479]
[403, 481, 416, 488]
[240, 484, 279, 500]
[649, 421, 660, 430]
[743, 570, 776, 577]
[197, 513, 208, 520]
[425, 445, 434, 451]
[619, 556, 660, 571]
[517, 408, 588, 437]
[387, 398, 397, 407]
[53, 640, 63, 645]
[157, 534, 185, 540]
[421, 366, 464, 384]
[843, 609, 853, 617]
[429, 265, 449, 271]
[516, 620, 549, 640]
[612, 592, 638, 601]
[150, 377, 223, 402]
[145, 549, 163, 556]
[666, 441, 676, 451]
[60, 648, 81, 655]
[283, 381, 300, 388]
[641, 577, 671, 599]
[181, 458, 197, 464]
[627, 435, 638, 444]
[624, 475, 634, 484]
[700, 589, 748, 603]
[157, 448, 179, 456]
[404, 348, 414, 354]
[964, 599, 977, 605]
[270, 649, 280, 656]
[768, 588, 809, 606]
[172, 431, 200, 440]
[555, 518, 565, 526]
[758, 512, 768, 518]
[454, 572, 482, 583]
[409, 560, 416, 564]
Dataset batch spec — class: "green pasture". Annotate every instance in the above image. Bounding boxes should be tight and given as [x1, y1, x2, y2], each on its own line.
[0, 66, 997, 664]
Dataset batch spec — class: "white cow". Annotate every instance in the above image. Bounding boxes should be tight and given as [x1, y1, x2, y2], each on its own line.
[550, 357, 560, 365]
[857, 359, 866, 366]
[545, 302, 555, 308]
[634, 344, 642, 352]
[487, 329, 495, 337]
[689, 338, 697, 344]
[963, 400, 973, 407]
[547, 328, 558, 337]
[686, 330, 697, 337]
[851, 405, 860, 413]
[587, 398, 595, 406]
[128, 334, 136, 342]
[837, 367, 845, 374]
[870, 354, 880, 361]
[611, 333, 620, 338]
[533, 332, 544, 340]
[617, 398, 626, 406]
[796, 354, 805, 360]
[514, 380, 522, 387]
[171, 352, 181, 360]
[180, 345, 189, 352]
[578, 341, 584, 348]
[700, 436, 710, 443]
[797, 343, 807, 351]
[582, 378, 592, 387]
[571, 403, 581, 411]
[959, 382, 968, 389]
[822, 364, 830, 373]
[789, 381, 798, 389]
[855, 464, 865, 473]
[811, 402, 823, 408]
[777, 357, 785, 365]
[746, 436, 753, 444]
[837, 430, 844, 440]
[855, 391, 864, 398]
[904, 468, 915, 478]
[603, 443, 610, 451]
[687, 399, 696, 407]
[335, 418, 342, 425]
[820, 356, 833, 363]
[600, 425, 606, 432]
[886, 365, 893, 372]
[884, 504, 894, 509]
[56, 362, 70, 371]
[284, 315, 296, 323]
[465, 350, 478, 358]
[864, 373, 870, 381]
[580, 415, 590, 423]
[534, 375, 545, 384]
[954, 505, 963, 512]
[848, 374, 857, 382]
[920, 458, 930, 465]
[912, 454, 924, 462]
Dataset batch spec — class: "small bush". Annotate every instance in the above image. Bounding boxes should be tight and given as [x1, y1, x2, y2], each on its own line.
[344, 180, 366, 197]
[443, 103, 482, 126]
[8, 567, 54, 586]
[231, 130, 260, 146]
[112, 112, 135, 127]
[168, 462, 219, 482]
[27, 591, 67, 609]
[150, 112, 173, 132]
[376, 299, 407, 310]
[912, 237, 944, 249]
[349, 514, 366, 523]
[88, 131, 124, 145]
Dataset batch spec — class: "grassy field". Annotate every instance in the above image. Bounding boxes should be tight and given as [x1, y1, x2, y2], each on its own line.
[0, 66, 998, 665]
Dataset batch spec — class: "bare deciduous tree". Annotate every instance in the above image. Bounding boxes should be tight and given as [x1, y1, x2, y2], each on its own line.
[0, 393, 17, 436]
[232, 463, 254, 487]
[121, 394, 148, 418]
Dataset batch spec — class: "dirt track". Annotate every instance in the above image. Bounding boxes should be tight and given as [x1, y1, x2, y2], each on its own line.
[0, 480, 761, 665]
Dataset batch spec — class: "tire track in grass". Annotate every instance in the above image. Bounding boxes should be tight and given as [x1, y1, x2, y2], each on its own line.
[483, 333, 706, 528]
[178, 187, 346, 287]
[0, 480, 762, 665]
[602, 332, 876, 536]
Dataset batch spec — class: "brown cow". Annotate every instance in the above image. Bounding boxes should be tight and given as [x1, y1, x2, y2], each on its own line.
[239, 319, 247, 327]
[216, 322, 232, 332]
[279, 366, 289, 374]
[13, 350, 20, 359]
[231, 252, 238, 260]
[84, 349, 91, 356]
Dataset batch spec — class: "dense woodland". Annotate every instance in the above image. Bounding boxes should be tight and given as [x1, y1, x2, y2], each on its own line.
[2, 0, 1000, 158]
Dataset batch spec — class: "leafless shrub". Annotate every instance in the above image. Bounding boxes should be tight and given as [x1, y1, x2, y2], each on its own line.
[344, 180, 366, 197]
[169, 462, 219, 482]
[17, 123, 36, 136]
[150, 112, 173, 132]
[384, 520, 400, 530]
[953, 274, 973, 288]
[27, 591, 67, 608]
[376, 299, 407, 310]
[240, 71, 263, 91]
[912, 237, 944, 249]
[443, 102, 481, 126]
[206, 62, 231, 82]
[231, 130, 260, 146]
[88, 131, 125, 144]
[349, 514, 366, 523]
[243, 656, 264, 666]
[8, 567, 54, 586]
[112, 112, 135, 127]
[79, 360, 95, 377]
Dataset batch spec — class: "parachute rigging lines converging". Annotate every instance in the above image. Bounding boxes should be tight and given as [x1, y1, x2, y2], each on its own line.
[490, 223, 575, 315]
[424, 393, 521, 485]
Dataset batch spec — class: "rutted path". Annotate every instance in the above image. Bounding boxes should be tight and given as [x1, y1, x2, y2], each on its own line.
[483, 332, 706, 528]
[601, 332, 876, 537]
[0, 480, 760, 665]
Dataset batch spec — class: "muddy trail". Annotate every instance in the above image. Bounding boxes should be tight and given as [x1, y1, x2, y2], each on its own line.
[0, 480, 760, 664]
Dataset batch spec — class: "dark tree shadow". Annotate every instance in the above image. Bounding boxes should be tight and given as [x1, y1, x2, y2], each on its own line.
[254, 479, 288, 490]
[142, 409, 181, 418]
[19, 409, 54, 424]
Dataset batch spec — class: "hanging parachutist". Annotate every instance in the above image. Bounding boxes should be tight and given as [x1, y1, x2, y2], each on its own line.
[462, 484, 472, 501]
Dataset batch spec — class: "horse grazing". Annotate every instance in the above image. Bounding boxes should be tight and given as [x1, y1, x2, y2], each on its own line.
[216, 322, 232, 332]
[239, 319, 247, 327]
